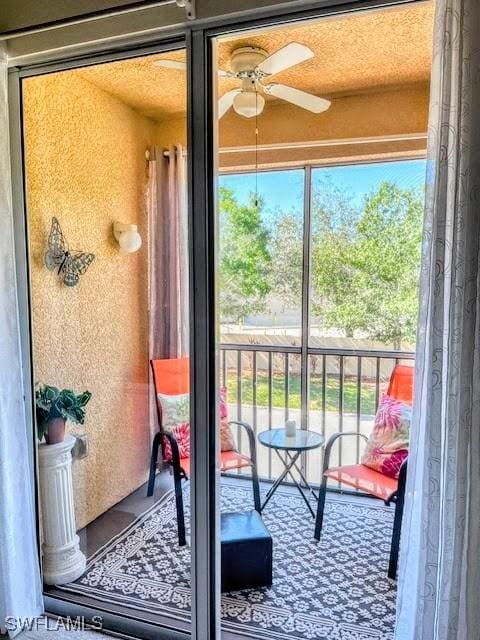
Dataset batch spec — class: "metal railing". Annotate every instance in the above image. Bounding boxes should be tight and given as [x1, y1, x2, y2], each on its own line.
[220, 343, 415, 486]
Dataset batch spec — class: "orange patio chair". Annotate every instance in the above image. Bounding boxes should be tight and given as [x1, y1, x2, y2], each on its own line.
[147, 357, 261, 546]
[314, 363, 414, 579]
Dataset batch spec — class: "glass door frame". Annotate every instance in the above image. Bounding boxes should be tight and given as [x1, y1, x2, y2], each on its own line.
[192, 2, 426, 637]
[9, 36, 196, 640]
[7, 1, 426, 639]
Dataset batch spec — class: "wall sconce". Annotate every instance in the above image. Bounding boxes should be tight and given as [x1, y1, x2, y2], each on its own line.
[113, 222, 142, 254]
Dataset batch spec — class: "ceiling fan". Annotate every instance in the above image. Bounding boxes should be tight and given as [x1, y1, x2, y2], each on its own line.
[154, 42, 331, 119]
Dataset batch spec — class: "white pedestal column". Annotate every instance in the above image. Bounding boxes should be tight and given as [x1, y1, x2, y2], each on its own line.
[38, 434, 86, 585]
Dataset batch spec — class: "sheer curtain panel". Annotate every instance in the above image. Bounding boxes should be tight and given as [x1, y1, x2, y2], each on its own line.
[147, 145, 189, 439]
[395, 1, 480, 638]
[0, 45, 43, 634]
[148, 145, 188, 361]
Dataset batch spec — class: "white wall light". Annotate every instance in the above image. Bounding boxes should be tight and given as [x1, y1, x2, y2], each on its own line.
[113, 222, 142, 254]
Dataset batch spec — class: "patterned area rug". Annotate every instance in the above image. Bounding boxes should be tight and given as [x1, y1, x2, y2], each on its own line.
[61, 483, 397, 639]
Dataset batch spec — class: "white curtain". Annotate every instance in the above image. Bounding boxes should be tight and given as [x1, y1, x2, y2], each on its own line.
[395, 1, 480, 638]
[0, 45, 43, 633]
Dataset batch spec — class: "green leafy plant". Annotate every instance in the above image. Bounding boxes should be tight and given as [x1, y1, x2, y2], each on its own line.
[35, 384, 92, 441]
[310, 179, 424, 348]
[218, 186, 271, 324]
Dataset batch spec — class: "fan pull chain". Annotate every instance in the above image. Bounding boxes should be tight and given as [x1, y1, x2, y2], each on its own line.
[255, 92, 259, 209]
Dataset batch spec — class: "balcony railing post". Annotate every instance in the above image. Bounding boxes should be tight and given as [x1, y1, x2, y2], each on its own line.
[375, 358, 381, 409]
[284, 353, 289, 423]
[356, 356, 362, 463]
[221, 349, 226, 389]
[268, 351, 273, 479]
[252, 350, 257, 439]
[338, 355, 344, 468]
[237, 350, 242, 459]
[321, 354, 326, 439]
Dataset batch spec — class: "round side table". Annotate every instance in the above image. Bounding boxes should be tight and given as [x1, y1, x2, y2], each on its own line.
[258, 428, 325, 517]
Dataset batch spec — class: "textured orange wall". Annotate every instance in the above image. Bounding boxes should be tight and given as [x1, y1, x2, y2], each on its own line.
[219, 84, 429, 169]
[23, 72, 155, 529]
[154, 83, 429, 168]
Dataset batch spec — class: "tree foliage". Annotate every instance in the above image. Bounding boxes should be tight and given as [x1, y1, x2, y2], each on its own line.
[269, 213, 303, 311]
[310, 180, 424, 347]
[218, 177, 424, 347]
[218, 186, 271, 323]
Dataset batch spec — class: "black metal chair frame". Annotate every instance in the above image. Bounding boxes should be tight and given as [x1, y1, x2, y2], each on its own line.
[147, 368, 261, 546]
[313, 431, 407, 580]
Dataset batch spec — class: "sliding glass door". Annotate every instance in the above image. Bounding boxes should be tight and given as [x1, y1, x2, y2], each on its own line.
[210, 7, 428, 634]
[12, 28, 222, 640]
[19, 42, 201, 638]
[9, 1, 429, 639]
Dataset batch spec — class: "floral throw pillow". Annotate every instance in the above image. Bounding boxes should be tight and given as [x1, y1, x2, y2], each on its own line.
[158, 388, 236, 462]
[158, 393, 191, 462]
[162, 422, 191, 462]
[361, 394, 411, 479]
[158, 392, 190, 430]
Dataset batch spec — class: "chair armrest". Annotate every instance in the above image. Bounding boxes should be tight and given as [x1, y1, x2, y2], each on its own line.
[228, 421, 257, 465]
[390, 458, 408, 503]
[323, 431, 369, 474]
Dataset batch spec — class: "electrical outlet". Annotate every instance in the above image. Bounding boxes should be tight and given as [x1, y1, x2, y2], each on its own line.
[72, 433, 88, 460]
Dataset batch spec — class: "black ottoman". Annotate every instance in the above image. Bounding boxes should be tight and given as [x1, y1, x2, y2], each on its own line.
[221, 510, 273, 592]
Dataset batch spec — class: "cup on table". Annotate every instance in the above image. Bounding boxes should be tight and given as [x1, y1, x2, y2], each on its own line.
[285, 419, 296, 438]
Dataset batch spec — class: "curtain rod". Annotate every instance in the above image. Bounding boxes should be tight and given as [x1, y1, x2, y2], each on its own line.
[162, 149, 187, 158]
[145, 148, 186, 159]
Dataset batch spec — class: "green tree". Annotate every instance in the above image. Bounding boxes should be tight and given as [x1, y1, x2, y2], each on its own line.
[218, 186, 271, 324]
[311, 180, 424, 348]
[269, 213, 303, 311]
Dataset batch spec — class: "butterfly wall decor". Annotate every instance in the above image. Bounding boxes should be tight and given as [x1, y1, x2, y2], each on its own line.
[44, 217, 95, 287]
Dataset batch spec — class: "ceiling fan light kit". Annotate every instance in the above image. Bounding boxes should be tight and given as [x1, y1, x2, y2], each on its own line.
[155, 42, 331, 120]
[233, 79, 265, 118]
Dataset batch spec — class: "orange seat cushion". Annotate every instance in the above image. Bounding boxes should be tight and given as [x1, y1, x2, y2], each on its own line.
[325, 464, 398, 502]
[178, 451, 252, 478]
[220, 450, 252, 472]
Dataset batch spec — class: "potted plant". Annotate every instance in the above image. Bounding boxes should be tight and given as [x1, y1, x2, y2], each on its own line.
[36, 384, 92, 445]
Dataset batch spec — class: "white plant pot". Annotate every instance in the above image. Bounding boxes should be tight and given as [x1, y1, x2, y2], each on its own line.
[38, 434, 86, 585]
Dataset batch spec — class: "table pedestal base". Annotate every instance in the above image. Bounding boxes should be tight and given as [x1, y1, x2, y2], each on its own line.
[261, 449, 319, 517]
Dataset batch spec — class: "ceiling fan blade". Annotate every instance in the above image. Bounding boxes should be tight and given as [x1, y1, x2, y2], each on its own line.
[218, 89, 240, 118]
[264, 83, 331, 113]
[154, 59, 187, 70]
[256, 43, 314, 76]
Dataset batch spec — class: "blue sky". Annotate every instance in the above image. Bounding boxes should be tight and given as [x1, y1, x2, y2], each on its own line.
[219, 159, 426, 217]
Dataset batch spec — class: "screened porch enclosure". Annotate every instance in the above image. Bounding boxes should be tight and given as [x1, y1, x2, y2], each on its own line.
[218, 160, 422, 487]
[8, 1, 435, 638]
